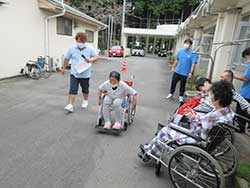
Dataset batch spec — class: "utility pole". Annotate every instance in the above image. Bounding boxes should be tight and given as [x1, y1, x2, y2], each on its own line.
[121, 0, 126, 47]
[107, 14, 111, 53]
[110, 16, 114, 48]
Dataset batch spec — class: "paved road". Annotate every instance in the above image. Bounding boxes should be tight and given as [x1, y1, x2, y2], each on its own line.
[0, 56, 180, 188]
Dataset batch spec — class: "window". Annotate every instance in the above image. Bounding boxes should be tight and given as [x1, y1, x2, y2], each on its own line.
[86, 30, 94, 42]
[57, 17, 72, 36]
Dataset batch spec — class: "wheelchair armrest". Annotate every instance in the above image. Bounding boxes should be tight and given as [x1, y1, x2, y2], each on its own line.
[168, 123, 206, 142]
[217, 122, 240, 131]
[234, 113, 250, 122]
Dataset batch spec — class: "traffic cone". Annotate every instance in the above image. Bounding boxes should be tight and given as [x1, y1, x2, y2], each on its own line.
[121, 59, 127, 72]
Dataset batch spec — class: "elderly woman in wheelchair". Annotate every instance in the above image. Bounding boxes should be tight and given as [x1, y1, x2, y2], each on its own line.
[138, 81, 237, 188]
[98, 71, 137, 130]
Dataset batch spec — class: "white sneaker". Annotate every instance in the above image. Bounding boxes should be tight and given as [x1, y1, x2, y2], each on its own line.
[165, 94, 173, 99]
[81, 100, 88, 108]
[179, 96, 184, 103]
[64, 104, 74, 112]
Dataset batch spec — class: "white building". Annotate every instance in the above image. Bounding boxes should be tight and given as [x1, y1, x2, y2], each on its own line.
[175, 0, 250, 90]
[0, 0, 106, 79]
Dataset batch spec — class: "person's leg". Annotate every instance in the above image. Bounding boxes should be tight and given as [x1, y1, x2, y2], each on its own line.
[179, 75, 187, 97]
[170, 73, 180, 95]
[65, 75, 79, 112]
[102, 95, 113, 124]
[79, 78, 90, 108]
[112, 98, 123, 124]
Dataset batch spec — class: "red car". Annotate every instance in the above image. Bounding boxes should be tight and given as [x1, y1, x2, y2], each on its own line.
[108, 46, 124, 57]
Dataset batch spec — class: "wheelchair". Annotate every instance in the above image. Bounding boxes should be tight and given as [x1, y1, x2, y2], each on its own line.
[140, 122, 239, 188]
[95, 80, 136, 135]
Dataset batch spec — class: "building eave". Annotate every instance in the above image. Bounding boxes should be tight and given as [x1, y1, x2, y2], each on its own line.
[38, 0, 107, 29]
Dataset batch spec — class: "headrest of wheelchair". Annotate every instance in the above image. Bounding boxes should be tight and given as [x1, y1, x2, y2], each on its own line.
[109, 71, 120, 81]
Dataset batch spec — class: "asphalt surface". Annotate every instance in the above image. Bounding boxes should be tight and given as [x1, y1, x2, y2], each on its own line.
[0, 56, 181, 188]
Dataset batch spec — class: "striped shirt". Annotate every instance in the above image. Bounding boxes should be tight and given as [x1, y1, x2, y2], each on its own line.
[233, 90, 250, 110]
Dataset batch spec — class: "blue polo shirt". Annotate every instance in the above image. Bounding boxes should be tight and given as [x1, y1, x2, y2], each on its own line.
[65, 45, 97, 78]
[240, 65, 250, 99]
[175, 48, 198, 77]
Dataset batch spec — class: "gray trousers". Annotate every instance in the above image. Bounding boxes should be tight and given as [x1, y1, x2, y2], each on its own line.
[103, 95, 123, 123]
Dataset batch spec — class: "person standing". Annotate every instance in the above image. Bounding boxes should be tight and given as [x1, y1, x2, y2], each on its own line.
[62, 32, 99, 113]
[234, 47, 250, 132]
[166, 39, 198, 103]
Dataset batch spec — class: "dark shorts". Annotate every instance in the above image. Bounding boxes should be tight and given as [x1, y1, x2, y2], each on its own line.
[69, 75, 90, 95]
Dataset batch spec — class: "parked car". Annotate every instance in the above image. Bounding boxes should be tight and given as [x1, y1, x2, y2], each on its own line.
[158, 49, 173, 57]
[158, 49, 167, 57]
[131, 46, 145, 56]
[108, 46, 124, 57]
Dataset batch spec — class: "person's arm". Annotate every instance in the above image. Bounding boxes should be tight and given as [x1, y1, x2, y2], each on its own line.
[188, 53, 198, 79]
[61, 59, 69, 75]
[85, 56, 100, 63]
[98, 89, 103, 106]
[171, 61, 178, 73]
[98, 81, 107, 105]
[233, 91, 250, 110]
[234, 73, 250, 81]
[188, 64, 196, 79]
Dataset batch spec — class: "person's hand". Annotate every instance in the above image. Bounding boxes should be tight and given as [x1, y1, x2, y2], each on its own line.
[184, 107, 197, 118]
[171, 67, 175, 74]
[61, 68, 65, 76]
[85, 58, 91, 63]
[188, 73, 193, 79]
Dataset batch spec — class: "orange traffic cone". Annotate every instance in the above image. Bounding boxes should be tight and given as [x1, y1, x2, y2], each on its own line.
[121, 59, 127, 72]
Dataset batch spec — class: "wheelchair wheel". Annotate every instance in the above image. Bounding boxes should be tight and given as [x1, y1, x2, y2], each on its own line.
[41, 63, 52, 78]
[210, 139, 238, 177]
[155, 160, 161, 176]
[29, 65, 41, 80]
[169, 145, 224, 188]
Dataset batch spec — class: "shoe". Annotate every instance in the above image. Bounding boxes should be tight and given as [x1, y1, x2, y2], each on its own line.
[179, 96, 184, 103]
[64, 104, 74, 113]
[104, 122, 112, 129]
[165, 94, 173, 99]
[81, 100, 88, 108]
[113, 122, 122, 130]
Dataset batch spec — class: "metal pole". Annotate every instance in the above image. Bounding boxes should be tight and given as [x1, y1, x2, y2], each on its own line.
[107, 14, 111, 54]
[110, 16, 113, 47]
[121, 0, 126, 46]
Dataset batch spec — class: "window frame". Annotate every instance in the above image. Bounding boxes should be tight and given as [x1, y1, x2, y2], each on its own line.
[86, 30, 94, 43]
[56, 17, 73, 36]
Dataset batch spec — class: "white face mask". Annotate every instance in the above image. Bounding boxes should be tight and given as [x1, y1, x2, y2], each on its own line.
[184, 43, 190, 49]
[77, 42, 86, 49]
[111, 83, 118, 88]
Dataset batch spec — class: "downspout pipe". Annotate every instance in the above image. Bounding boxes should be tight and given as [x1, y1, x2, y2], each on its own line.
[44, 0, 66, 57]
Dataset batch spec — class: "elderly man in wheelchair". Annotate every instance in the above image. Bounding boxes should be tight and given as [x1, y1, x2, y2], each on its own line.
[97, 71, 137, 131]
[138, 81, 237, 188]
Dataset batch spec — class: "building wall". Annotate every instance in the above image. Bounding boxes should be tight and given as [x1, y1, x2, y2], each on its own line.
[0, 0, 99, 79]
[0, 0, 46, 79]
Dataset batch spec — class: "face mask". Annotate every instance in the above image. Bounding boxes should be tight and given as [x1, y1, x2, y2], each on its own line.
[184, 43, 190, 49]
[77, 42, 86, 49]
[111, 83, 118, 90]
